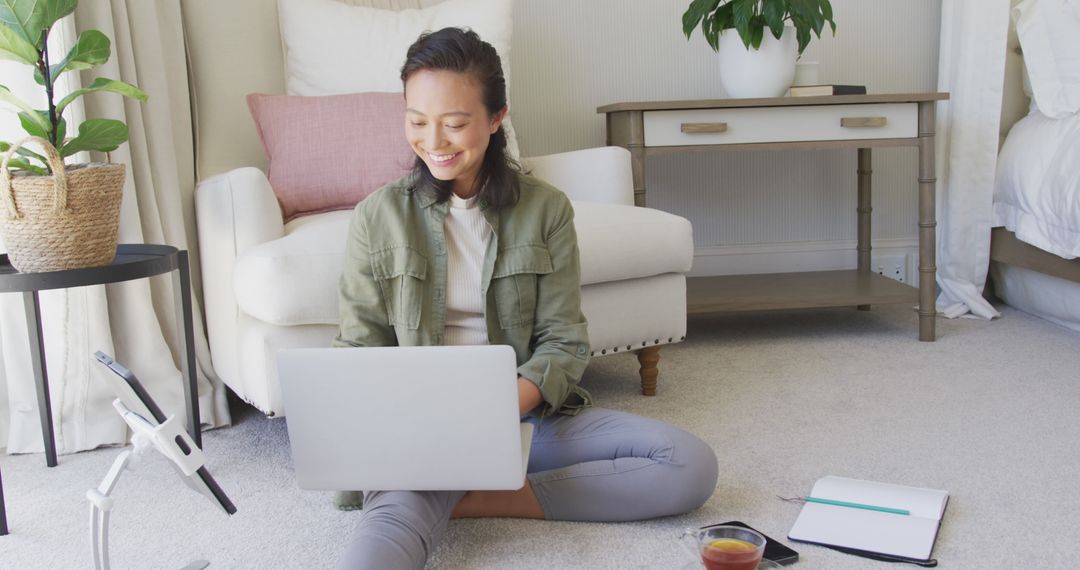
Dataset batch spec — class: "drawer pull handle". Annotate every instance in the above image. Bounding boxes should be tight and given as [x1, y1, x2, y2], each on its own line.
[841, 116, 888, 128]
[681, 122, 728, 133]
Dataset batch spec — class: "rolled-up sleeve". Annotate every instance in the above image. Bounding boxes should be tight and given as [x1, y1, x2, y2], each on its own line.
[334, 204, 397, 348]
[516, 195, 591, 415]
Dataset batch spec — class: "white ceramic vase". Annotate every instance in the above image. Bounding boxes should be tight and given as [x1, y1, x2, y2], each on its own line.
[717, 27, 798, 98]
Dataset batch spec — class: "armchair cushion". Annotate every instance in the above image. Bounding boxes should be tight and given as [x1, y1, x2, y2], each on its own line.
[233, 196, 694, 327]
[521, 146, 635, 206]
[234, 210, 352, 326]
[247, 92, 414, 221]
[573, 202, 693, 285]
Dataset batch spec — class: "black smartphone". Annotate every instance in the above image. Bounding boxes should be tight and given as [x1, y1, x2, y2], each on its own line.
[94, 351, 237, 515]
[705, 521, 799, 565]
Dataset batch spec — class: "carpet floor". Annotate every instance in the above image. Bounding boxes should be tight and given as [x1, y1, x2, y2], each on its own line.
[2, 302, 1079, 569]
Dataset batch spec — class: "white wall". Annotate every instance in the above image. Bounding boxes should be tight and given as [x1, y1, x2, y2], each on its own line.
[509, 0, 942, 278]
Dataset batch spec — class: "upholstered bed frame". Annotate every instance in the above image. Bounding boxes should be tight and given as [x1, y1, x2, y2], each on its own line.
[990, 1, 1080, 287]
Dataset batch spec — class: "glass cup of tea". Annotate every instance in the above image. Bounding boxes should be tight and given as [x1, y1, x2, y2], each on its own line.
[680, 525, 766, 570]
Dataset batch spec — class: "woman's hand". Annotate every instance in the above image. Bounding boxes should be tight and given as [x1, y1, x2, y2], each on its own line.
[517, 376, 543, 416]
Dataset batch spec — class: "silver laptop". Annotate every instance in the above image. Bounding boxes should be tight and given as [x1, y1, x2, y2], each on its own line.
[277, 345, 533, 491]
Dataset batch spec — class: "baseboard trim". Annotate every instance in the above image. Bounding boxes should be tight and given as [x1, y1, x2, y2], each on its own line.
[689, 238, 919, 278]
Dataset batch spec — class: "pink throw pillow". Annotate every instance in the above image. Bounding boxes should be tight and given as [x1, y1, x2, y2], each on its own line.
[247, 92, 415, 221]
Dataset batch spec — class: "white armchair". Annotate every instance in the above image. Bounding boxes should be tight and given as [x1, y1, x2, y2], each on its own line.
[185, 0, 693, 416]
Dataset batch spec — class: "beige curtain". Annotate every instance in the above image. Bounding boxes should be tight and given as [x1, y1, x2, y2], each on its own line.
[0, 1, 228, 455]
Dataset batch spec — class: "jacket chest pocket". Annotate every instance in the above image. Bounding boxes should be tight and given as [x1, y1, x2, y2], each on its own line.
[491, 245, 553, 330]
[371, 248, 427, 330]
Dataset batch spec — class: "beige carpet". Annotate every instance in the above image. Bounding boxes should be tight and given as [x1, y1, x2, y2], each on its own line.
[2, 302, 1079, 568]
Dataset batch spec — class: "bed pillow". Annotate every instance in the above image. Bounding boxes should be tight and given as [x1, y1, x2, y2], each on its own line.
[247, 92, 415, 221]
[277, 0, 521, 159]
[1013, 0, 1080, 118]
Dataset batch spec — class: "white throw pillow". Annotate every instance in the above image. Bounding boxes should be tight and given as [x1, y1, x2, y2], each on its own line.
[1013, 0, 1080, 118]
[278, 0, 520, 158]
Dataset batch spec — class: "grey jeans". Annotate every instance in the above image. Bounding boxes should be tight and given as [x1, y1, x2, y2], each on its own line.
[339, 407, 719, 569]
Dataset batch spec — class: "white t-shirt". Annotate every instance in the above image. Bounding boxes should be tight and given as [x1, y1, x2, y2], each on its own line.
[443, 193, 492, 346]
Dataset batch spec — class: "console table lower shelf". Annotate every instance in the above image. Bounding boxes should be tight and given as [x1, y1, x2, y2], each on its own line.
[687, 270, 918, 314]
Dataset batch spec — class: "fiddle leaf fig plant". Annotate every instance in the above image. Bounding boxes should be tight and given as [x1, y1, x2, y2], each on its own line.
[683, 0, 836, 55]
[0, 0, 147, 175]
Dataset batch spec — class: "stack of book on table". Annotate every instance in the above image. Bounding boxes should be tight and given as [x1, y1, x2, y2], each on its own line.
[789, 84, 867, 97]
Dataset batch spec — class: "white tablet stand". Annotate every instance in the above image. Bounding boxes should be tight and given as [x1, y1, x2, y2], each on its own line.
[87, 399, 211, 570]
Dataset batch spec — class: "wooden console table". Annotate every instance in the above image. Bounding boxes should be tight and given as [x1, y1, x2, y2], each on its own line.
[599, 93, 949, 341]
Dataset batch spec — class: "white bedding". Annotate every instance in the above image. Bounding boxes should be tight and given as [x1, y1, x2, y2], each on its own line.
[991, 263, 1080, 334]
[993, 109, 1080, 259]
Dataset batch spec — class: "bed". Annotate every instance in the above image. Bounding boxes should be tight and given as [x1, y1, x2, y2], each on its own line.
[989, 0, 1080, 332]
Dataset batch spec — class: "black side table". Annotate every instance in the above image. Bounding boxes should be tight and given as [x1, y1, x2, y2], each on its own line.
[0, 244, 202, 469]
[1, 465, 7, 535]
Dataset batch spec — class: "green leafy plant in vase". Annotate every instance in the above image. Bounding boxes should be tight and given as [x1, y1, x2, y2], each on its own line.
[682, 0, 837, 98]
[0, 0, 147, 272]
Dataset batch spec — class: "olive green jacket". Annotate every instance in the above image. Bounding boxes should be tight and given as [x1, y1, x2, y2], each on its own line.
[333, 172, 593, 417]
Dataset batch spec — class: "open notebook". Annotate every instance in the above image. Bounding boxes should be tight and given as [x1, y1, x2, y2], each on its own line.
[787, 476, 949, 562]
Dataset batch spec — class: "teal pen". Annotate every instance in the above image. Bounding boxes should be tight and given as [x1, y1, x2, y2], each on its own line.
[805, 496, 910, 516]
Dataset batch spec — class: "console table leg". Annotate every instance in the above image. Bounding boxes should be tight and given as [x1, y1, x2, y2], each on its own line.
[173, 251, 202, 448]
[23, 291, 57, 467]
[606, 110, 647, 207]
[636, 346, 661, 396]
[857, 147, 873, 311]
[918, 102, 938, 341]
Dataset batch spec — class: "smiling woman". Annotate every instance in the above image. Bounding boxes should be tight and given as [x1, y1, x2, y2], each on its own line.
[332, 27, 719, 570]
[404, 69, 506, 199]
[400, 28, 518, 208]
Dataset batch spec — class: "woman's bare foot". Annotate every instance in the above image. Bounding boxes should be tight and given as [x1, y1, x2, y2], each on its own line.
[451, 481, 545, 519]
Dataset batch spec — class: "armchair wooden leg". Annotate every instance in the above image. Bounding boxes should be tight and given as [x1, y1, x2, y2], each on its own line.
[636, 346, 661, 396]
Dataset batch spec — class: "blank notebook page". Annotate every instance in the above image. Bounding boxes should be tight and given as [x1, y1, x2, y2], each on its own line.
[788, 476, 949, 560]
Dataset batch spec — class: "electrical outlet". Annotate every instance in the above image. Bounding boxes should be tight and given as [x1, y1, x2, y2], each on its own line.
[872, 254, 907, 283]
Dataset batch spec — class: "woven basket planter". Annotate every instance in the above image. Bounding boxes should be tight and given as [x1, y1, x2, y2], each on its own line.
[0, 136, 125, 273]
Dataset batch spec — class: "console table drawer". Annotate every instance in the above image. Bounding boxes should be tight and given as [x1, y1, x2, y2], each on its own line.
[643, 103, 918, 147]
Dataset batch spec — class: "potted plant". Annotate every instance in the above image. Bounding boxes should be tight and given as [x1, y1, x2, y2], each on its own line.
[0, 0, 147, 272]
[683, 0, 836, 98]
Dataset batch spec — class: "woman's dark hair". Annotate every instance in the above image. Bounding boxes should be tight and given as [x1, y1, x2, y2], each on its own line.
[401, 27, 520, 210]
